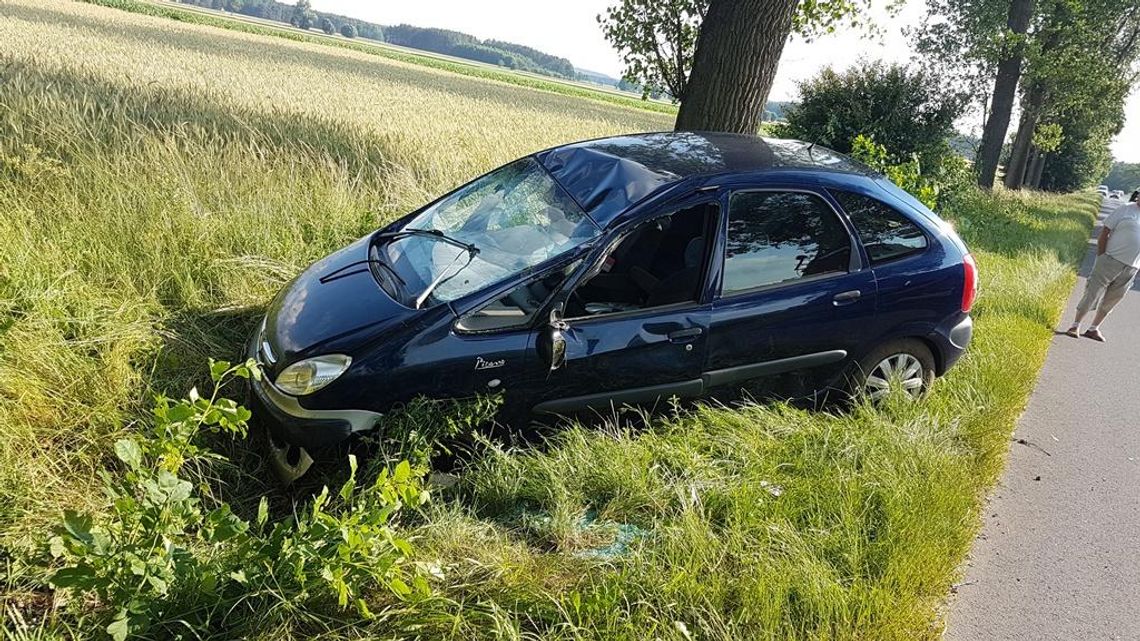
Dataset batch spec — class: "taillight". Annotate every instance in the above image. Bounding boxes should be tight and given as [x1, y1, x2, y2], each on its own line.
[961, 253, 978, 313]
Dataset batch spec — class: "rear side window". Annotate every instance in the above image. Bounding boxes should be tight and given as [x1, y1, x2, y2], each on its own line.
[832, 190, 928, 265]
[722, 191, 852, 295]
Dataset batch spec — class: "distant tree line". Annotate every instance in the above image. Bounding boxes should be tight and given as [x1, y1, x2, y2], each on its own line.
[176, 0, 382, 42]
[175, 1, 582, 80]
[1104, 162, 1140, 192]
[383, 25, 577, 79]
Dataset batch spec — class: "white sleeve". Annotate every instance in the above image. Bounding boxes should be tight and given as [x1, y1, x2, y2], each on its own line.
[1103, 208, 1125, 230]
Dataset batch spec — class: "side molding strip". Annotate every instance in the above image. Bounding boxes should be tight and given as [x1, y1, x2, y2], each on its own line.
[702, 349, 848, 388]
[533, 379, 704, 414]
[531, 350, 848, 415]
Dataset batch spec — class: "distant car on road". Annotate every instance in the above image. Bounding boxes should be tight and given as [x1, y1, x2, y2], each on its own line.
[1098, 185, 1109, 196]
[247, 132, 977, 479]
[1110, 191, 1122, 200]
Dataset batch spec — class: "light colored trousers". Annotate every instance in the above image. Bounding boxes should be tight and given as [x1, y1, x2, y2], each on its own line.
[1076, 254, 1139, 317]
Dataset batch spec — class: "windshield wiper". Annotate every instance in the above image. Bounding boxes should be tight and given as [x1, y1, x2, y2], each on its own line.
[319, 259, 406, 285]
[415, 249, 476, 309]
[375, 227, 480, 255]
[375, 228, 480, 309]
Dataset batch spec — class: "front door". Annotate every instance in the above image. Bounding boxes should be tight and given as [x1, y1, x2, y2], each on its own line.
[532, 200, 718, 414]
[704, 188, 878, 396]
[532, 304, 710, 414]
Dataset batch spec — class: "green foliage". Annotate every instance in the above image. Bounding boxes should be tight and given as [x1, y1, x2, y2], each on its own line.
[599, 0, 896, 104]
[340, 23, 357, 38]
[366, 395, 503, 470]
[598, 0, 707, 101]
[256, 455, 432, 616]
[1031, 123, 1063, 154]
[912, 0, 1013, 99]
[47, 360, 258, 639]
[784, 62, 966, 170]
[1039, 115, 1117, 192]
[793, 0, 901, 38]
[382, 25, 579, 80]
[1104, 161, 1140, 192]
[288, 0, 313, 30]
[1008, 0, 1137, 189]
[850, 134, 940, 210]
[319, 17, 335, 36]
[47, 362, 433, 639]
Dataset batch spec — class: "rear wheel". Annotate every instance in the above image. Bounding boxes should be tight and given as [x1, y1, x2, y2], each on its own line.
[847, 338, 936, 401]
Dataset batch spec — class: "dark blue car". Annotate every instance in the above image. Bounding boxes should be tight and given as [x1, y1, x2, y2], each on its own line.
[248, 132, 976, 479]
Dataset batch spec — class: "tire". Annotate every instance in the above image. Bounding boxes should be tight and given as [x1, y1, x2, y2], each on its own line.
[846, 338, 936, 402]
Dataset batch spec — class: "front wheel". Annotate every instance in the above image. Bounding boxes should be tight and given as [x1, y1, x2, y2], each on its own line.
[847, 338, 936, 401]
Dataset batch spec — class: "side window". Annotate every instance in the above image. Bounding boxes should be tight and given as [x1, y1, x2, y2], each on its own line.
[564, 202, 716, 318]
[832, 190, 928, 265]
[722, 191, 852, 295]
[455, 262, 578, 333]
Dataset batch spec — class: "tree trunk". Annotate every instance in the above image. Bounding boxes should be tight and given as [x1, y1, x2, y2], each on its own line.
[1028, 149, 1047, 188]
[1004, 88, 1043, 189]
[674, 0, 800, 133]
[975, 0, 1036, 189]
[1023, 147, 1039, 188]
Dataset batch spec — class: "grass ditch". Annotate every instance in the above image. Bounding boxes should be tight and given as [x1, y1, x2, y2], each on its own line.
[0, 2, 1098, 638]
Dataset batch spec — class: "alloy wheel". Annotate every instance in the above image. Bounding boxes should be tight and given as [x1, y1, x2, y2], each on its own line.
[864, 352, 925, 400]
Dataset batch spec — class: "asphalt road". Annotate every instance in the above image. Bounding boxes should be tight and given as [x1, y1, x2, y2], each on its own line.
[944, 197, 1140, 640]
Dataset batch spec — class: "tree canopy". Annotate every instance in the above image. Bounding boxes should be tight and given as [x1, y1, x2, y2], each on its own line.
[782, 62, 966, 168]
[599, 0, 890, 105]
[288, 0, 314, 31]
[917, 0, 1140, 191]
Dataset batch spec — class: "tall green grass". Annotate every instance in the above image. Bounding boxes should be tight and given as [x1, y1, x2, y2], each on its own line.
[0, 1, 1097, 638]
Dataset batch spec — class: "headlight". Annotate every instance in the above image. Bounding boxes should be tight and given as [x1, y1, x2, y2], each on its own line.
[275, 354, 352, 396]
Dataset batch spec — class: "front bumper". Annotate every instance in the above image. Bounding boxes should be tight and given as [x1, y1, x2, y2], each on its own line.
[246, 329, 382, 451]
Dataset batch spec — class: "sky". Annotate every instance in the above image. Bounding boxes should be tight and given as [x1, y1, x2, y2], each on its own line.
[313, 0, 1138, 162]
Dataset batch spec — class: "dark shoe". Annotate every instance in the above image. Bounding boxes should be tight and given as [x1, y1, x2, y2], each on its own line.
[1064, 326, 1080, 338]
[1082, 328, 1106, 342]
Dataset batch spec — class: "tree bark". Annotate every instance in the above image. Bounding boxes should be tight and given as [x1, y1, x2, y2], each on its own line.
[1028, 148, 1047, 188]
[1004, 85, 1043, 189]
[674, 0, 800, 133]
[976, 0, 1036, 189]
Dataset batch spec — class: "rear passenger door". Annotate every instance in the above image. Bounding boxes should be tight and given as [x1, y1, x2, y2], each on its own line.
[829, 189, 946, 341]
[704, 188, 877, 395]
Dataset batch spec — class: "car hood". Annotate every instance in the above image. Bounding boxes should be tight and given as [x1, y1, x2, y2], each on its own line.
[264, 235, 420, 367]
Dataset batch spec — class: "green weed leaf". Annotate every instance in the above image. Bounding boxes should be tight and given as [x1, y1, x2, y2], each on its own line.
[50, 564, 99, 589]
[61, 510, 93, 546]
[114, 438, 142, 470]
[105, 614, 130, 641]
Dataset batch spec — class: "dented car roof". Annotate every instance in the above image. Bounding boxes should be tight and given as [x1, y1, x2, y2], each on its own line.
[535, 132, 875, 227]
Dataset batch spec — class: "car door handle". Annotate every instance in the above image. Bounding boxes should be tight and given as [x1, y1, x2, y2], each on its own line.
[832, 290, 862, 305]
[668, 327, 704, 343]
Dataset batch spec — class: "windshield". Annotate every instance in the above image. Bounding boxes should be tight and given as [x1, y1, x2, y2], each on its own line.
[382, 157, 599, 304]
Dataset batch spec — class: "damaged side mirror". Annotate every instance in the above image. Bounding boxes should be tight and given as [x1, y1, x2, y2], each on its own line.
[537, 306, 569, 372]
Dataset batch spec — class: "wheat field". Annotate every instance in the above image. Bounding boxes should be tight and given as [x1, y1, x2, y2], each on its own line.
[0, 0, 669, 585]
